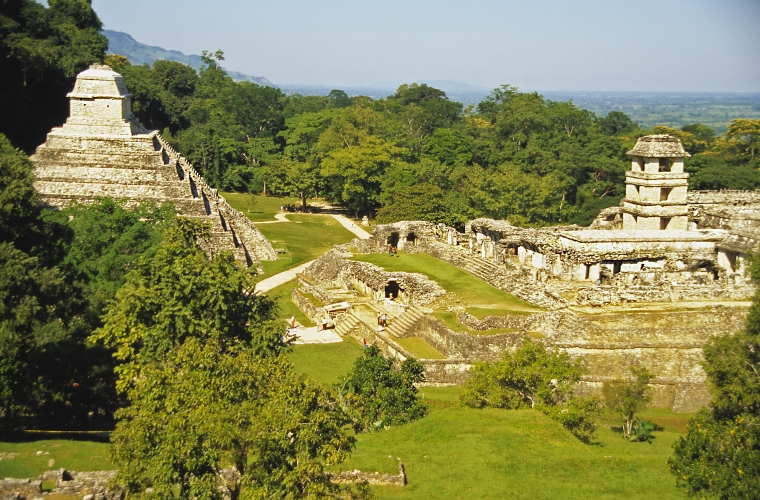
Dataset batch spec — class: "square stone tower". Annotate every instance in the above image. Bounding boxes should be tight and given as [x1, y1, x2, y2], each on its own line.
[621, 134, 690, 230]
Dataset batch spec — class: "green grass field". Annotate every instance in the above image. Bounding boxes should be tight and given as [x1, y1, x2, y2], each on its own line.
[287, 340, 364, 385]
[339, 387, 689, 500]
[266, 280, 315, 327]
[0, 439, 114, 478]
[221, 192, 301, 222]
[351, 254, 541, 315]
[393, 337, 446, 359]
[257, 214, 357, 277]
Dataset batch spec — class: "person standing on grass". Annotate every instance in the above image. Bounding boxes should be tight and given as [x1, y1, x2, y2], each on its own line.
[363, 338, 367, 350]
[388, 244, 394, 257]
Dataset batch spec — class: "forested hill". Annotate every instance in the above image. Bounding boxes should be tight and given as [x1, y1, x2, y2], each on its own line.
[104, 30, 273, 87]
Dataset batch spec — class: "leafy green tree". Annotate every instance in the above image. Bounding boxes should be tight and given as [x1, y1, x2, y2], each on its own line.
[376, 184, 465, 227]
[0, 133, 119, 428]
[669, 257, 760, 499]
[49, 198, 174, 323]
[681, 123, 716, 145]
[340, 344, 427, 432]
[460, 339, 600, 443]
[596, 111, 637, 136]
[92, 218, 282, 392]
[327, 89, 352, 109]
[602, 366, 655, 440]
[0, 0, 108, 152]
[112, 338, 368, 500]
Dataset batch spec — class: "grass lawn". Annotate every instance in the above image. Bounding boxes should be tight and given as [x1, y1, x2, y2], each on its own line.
[266, 280, 315, 327]
[0, 439, 114, 478]
[287, 340, 364, 385]
[394, 337, 446, 359]
[351, 254, 542, 314]
[434, 311, 518, 335]
[257, 214, 356, 277]
[339, 387, 689, 500]
[221, 192, 300, 222]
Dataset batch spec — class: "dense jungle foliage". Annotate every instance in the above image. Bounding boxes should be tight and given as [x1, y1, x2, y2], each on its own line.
[101, 53, 760, 229]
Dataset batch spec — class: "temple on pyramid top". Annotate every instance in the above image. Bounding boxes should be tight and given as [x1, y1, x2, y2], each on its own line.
[31, 64, 277, 270]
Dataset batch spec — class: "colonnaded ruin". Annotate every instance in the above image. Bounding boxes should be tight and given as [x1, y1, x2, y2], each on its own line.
[30, 64, 277, 270]
[293, 135, 760, 412]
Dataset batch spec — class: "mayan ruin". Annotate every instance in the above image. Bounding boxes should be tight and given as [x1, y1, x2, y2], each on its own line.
[30, 64, 277, 270]
[291, 133, 760, 412]
[3, 1, 759, 496]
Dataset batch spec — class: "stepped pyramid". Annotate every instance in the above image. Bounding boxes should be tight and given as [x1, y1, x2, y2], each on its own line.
[31, 64, 277, 270]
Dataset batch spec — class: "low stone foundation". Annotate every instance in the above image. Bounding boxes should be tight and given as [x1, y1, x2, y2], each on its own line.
[329, 462, 406, 487]
[1, 470, 122, 500]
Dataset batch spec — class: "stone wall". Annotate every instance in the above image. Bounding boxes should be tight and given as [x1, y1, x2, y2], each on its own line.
[1, 470, 122, 500]
[0, 478, 41, 499]
[574, 282, 753, 307]
[537, 305, 748, 412]
[303, 249, 446, 306]
[416, 316, 523, 361]
[291, 287, 323, 325]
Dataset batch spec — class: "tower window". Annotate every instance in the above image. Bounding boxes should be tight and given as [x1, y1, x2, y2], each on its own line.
[660, 217, 671, 230]
[660, 187, 672, 201]
[659, 158, 672, 172]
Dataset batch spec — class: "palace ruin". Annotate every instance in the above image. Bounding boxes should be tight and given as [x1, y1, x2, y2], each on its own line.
[294, 134, 760, 412]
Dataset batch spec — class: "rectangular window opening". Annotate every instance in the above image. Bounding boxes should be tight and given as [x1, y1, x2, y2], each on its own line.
[659, 157, 672, 172]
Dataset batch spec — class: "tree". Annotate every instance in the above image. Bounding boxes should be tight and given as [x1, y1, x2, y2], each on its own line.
[91, 218, 283, 392]
[596, 111, 637, 136]
[340, 344, 427, 432]
[602, 366, 655, 440]
[0, 0, 108, 152]
[669, 257, 760, 498]
[111, 338, 368, 500]
[0, 133, 120, 428]
[459, 339, 600, 443]
[376, 184, 463, 227]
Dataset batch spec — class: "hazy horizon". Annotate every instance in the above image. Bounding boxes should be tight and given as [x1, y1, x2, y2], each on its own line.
[91, 0, 760, 93]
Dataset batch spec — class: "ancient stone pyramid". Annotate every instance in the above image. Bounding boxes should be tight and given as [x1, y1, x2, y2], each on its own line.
[31, 64, 277, 270]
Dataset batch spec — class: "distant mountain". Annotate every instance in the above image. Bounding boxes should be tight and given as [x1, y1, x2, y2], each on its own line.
[103, 30, 273, 87]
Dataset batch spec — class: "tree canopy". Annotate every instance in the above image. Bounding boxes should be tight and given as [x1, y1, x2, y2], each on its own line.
[669, 256, 760, 498]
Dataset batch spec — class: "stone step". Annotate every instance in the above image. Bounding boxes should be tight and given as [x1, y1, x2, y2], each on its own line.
[335, 313, 362, 337]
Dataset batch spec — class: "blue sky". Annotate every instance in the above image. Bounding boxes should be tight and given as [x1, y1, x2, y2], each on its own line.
[91, 0, 760, 92]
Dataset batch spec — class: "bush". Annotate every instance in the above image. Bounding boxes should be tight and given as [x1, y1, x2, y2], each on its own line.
[459, 339, 600, 443]
[339, 344, 428, 432]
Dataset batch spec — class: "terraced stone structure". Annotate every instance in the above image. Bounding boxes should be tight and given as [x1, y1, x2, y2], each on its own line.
[31, 64, 276, 269]
[294, 135, 760, 412]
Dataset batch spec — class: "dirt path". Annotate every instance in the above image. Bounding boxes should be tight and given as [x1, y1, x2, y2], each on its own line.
[254, 260, 315, 294]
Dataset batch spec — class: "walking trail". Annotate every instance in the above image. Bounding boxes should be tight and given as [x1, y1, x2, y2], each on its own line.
[253, 214, 370, 294]
[252, 212, 371, 343]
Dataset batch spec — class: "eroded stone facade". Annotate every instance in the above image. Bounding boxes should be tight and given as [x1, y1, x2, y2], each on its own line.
[31, 64, 276, 269]
[293, 135, 760, 412]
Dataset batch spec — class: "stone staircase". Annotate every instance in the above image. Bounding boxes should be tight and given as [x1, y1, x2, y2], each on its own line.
[334, 312, 363, 337]
[384, 305, 427, 338]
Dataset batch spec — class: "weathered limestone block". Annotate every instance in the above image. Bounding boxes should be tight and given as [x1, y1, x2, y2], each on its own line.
[31, 64, 276, 270]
